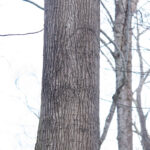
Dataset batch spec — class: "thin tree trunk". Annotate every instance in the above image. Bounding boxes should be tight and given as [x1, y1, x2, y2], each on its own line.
[35, 0, 100, 150]
[114, 0, 134, 149]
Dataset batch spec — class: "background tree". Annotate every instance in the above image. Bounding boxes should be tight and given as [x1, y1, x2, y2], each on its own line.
[100, 0, 150, 150]
[114, 0, 138, 149]
[100, 0, 138, 149]
[132, 5, 150, 150]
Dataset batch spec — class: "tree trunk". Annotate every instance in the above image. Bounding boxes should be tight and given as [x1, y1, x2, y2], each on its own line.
[35, 0, 100, 150]
[114, 0, 134, 149]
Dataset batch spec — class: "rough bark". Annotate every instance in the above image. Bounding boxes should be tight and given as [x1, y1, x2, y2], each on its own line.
[35, 0, 100, 150]
[114, 0, 138, 150]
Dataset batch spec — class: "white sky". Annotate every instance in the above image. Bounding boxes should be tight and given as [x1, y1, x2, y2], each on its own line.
[0, 0, 43, 149]
[0, 0, 150, 150]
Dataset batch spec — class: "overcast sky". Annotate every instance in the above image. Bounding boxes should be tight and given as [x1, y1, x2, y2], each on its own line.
[0, 0, 43, 149]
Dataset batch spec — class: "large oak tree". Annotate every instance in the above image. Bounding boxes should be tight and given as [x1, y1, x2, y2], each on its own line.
[35, 0, 100, 150]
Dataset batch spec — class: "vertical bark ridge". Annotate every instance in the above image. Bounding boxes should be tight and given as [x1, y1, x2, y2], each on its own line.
[35, 0, 100, 150]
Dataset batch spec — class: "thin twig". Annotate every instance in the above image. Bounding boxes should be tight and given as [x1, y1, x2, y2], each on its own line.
[100, 37, 115, 58]
[0, 29, 43, 37]
[132, 122, 141, 136]
[100, 29, 125, 64]
[100, 73, 125, 146]
[100, 50, 115, 71]
[101, 1, 114, 25]
[22, 0, 44, 10]
[101, 97, 150, 110]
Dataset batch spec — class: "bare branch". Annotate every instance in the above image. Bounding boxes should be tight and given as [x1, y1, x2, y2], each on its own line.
[139, 27, 150, 36]
[145, 110, 150, 119]
[25, 97, 40, 119]
[102, 97, 150, 110]
[101, 1, 114, 25]
[100, 50, 115, 71]
[100, 29, 117, 51]
[100, 72, 125, 146]
[135, 12, 150, 91]
[100, 100, 116, 146]
[137, 69, 150, 91]
[0, 29, 43, 37]
[100, 37, 115, 58]
[143, 69, 150, 83]
[135, 12, 144, 80]
[100, 29, 126, 64]
[22, 0, 44, 10]
[132, 122, 141, 136]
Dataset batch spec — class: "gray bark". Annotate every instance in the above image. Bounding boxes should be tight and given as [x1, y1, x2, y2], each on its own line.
[114, 0, 138, 150]
[35, 0, 100, 150]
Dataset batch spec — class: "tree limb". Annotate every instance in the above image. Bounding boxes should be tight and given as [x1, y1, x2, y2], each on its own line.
[132, 122, 141, 136]
[100, 50, 115, 71]
[100, 100, 116, 146]
[100, 37, 115, 58]
[22, 0, 44, 10]
[100, 74, 125, 146]
[0, 29, 43, 37]
[101, 1, 114, 25]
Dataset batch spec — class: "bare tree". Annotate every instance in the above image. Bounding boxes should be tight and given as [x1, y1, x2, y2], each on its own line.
[132, 8, 150, 150]
[35, 0, 100, 150]
[113, 0, 139, 150]
[100, 0, 139, 149]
